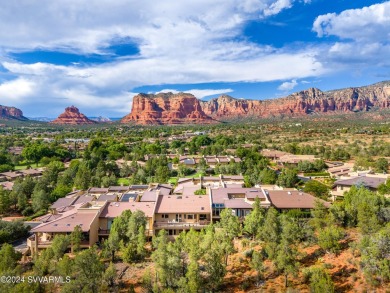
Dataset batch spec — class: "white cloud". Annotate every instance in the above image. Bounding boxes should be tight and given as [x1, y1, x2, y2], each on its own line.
[0, 0, 324, 116]
[263, 0, 292, 17]
[278, 79, 298, 91]
[313, 2, 390, 42]
[312, 2, 390, 70]
[156, 88, 234, 99]
[0, 78, 35, 101]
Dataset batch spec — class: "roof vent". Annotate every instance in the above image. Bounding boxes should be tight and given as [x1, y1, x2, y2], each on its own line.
[53, 224, 58, 226]
[287, 191, 292, 195]
[177, 196, 182, 199]
[201, 207, 204, 210]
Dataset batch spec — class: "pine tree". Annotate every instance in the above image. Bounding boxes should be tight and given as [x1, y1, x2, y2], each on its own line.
[244, 197, 265, 239]
[261, 207, 281, 260]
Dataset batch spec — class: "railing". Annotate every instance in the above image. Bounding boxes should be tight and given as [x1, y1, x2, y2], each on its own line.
[154, 221, 210, 229]
[98, 229, 110, 235]
[27, 236, 89, 248]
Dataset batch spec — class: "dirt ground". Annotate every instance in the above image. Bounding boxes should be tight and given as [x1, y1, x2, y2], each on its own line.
[117, 229, 389, 292]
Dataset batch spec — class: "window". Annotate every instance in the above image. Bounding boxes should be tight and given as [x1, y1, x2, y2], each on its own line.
[187, 214, 194, 220]
[162, 214, 169, 219]
[199, 214, 207, 220]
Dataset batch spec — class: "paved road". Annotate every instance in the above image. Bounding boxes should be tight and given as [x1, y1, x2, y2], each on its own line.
[11, 221, 42, 253]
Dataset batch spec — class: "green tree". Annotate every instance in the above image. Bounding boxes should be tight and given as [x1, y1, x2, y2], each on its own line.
[0, 187, 11, 214]
[55, 255, 74, 277]
[74, 163, 91, 190]
[260, 207, 281, 260]
[277, 169, 299, 188]
[375, 158, 388, 173]
[67, 246, 104, 292]
[359, 225, 390, 285]
[274, 217, 299, 287]
[102, 262, 117, 289]
[304, 180, 330, 199]
[218, 209, 241, 265]
[51, 234, 70, 260]
[22, 142, 51, 165]
[258, 168, 277, 184]
[71, 225, 83, 253]
[204, 243, 226, 292]
[317, 225, 344, 254]
[0, 243, 21, 273]
[308, 267, 335, 293]
[244, 197, 265, 239]
[31, 189, 49, 213]
[251, 250, 265, 282]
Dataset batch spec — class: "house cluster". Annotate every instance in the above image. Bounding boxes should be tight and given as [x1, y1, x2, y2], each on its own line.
[166, 155, 241, 169]
[0, 168, 44, 191]
[261, 149, 317, 165]
[27, 179, 329, 255]
[331, 173, 389, 200]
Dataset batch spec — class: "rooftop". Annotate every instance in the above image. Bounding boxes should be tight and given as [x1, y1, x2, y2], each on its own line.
[265, 190, 330, 209]
[155, 194, 211, 214]
[100, 201, 155, 218]
[31, 211, 97, 233]
[334, 176, 387, 189]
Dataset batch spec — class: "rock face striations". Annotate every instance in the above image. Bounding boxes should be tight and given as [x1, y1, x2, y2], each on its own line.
[122, 81, 390, 124]
[0, 105, 27, 120]
[201, 82, 390, 119]
[121, 93, 215, 125]
[51, 106, 97, 125]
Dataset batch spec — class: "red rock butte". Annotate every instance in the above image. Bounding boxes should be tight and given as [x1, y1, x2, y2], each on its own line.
[51, 106, 97, 125]
[121, 93, 216, 125]
[0, 105, 27, 120]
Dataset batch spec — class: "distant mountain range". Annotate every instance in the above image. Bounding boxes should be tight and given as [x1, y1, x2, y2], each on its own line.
[2, 81, 390, 125]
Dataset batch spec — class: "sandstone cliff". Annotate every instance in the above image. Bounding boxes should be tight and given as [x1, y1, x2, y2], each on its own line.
[121, 93, 215, 124]
[51, 106, 97, 125]
[122, 81, 390, 124]
[0, 105, 27, 120]
[200, 81, 390, 119]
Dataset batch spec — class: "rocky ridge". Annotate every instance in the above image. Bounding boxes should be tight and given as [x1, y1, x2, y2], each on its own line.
[200, 82, 390, 119]
[121, 81, 390, 124]
[51, 106, 97, 125]
[0, 105, 27, 120]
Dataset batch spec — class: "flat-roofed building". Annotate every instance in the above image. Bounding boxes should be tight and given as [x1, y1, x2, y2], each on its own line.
[264, 189, 330, 211]
[154, 193, 212, 237]
[332, 175, 387, 198]
[210, 187, 271, 220]
[29, 201, 105, 255]
[99, 202, 155, 237]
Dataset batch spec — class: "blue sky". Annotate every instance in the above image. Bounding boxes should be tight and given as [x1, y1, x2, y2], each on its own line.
[0, 0, 389, 117]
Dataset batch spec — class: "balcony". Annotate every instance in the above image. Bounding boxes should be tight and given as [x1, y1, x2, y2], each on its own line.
[98, 229, 110, 235]
[154, 221, 210, 230]
[27, 235, 89, 248]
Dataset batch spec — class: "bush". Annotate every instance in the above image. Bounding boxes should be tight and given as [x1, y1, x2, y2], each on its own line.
[0, 220, 30, 244]
[243, 249, 253, 258]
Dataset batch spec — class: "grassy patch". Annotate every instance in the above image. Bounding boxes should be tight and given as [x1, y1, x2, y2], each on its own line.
[168, 177, 178, 184]
[117, 178, 131, 185]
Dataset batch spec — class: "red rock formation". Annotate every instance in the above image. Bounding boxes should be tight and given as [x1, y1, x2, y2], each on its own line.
[0, 105, 27, 120]
[121, 93, 215, 125]
[121, 81, 390, 124]
[51, 106, 97, 125]
[201, 82, 390, 119]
